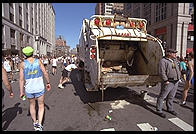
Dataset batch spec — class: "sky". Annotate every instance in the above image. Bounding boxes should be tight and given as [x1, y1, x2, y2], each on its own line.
[52, 3, 97, 49]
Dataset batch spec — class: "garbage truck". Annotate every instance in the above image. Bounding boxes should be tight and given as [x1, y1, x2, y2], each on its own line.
[77, 14, 165, 101]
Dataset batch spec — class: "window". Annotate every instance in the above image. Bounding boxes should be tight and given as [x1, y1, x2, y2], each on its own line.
[9, 3, 13, 8]
[19, 19, 22, 27]
[20, 33, 23, 41]
[31, 7, 33, 15]
[27, 36, 30, 43]
[27, 24, 29, 31]
[26, 13, 28, 22]
[155, 3, 167, 22]
[11, 45, 15, 49]
[2, 43, 5, 49]
[143, 3, 151, 25]
[10, 29, 15, 38]
[19, 6, 22, 15]
[10, 13, 14, 22]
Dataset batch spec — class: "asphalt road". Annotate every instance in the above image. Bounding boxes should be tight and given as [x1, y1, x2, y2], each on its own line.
[2, 65, 194, 131]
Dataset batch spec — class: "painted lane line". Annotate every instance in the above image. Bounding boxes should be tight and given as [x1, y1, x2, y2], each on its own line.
[168, 117, 193, 131]
[137, 123, 158, 131]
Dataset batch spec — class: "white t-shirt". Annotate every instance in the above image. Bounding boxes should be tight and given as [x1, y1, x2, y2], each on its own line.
[65, 64, 77, 71]
[3, 60, 11, 72]
[43, 58, 48, 64]
[63, 59, 67, 64]
[52, 58, 58, 66]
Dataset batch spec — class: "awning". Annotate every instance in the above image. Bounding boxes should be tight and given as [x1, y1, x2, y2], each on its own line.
[186, 48, 193, 54]
[188, 24, 194, 31]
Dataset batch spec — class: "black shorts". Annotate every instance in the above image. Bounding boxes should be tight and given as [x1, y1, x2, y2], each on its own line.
[44, 64, 47, 67]
[62, 69, 68, 78]
[52, 66, 57, 69]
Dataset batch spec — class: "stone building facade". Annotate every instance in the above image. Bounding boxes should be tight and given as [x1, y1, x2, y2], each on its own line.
[2, 3, 56, 57]
[124, 3, 192, 57]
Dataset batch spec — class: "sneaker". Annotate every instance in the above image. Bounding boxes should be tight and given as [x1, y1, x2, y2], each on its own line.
[36, 124, 43, 131]
[167, 110, 177, 116]
[58, 84, 64, 89]
[33, 120, 38, 130]
[156, 112, 166, 118]
[58, 84, 62, 88]
[180, 101, 186, 106]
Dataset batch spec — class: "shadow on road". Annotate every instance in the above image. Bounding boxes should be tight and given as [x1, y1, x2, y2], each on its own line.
[70, 69, 161, 117]
[69, 69, 101, 103]
[2, 102, 22, 130]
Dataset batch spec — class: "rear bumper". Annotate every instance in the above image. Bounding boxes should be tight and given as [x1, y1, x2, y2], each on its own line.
[100, 73, 161, 88]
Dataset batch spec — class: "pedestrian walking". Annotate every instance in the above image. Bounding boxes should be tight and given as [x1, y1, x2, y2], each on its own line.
[3, 56, 14, 83]
[12, 55, 16, 71]
[180, 52, 194, 105]
[19, 46, 51, 131]
[15, 55, 20, 71]
[63, 56, 67, 68]
[2, 66, 14, 108]
[179, 57, 187, 82]
[43, 56, 49, 72]
[51, 56, 58, 75]
[156, 49, 181, 118]
[2, 66, 14, 98]
[58, 62, 77, 89]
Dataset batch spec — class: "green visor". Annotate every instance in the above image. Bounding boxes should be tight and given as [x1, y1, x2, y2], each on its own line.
[22, 46, 34, 56]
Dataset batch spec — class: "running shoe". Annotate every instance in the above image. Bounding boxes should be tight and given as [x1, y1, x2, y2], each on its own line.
[58, 84, 62, 88]
[180, 101, 186, 106]
[33, 120, 38, 130]
[36, 124, 43, 131]
[58, 84, 64, 89]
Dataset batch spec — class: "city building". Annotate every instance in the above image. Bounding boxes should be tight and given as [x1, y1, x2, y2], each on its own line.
[69, 47, 77, 57]
[2, 3, 56, 57]
[186, 3, 194, 54]
[124, 3, 192, 57]
[95, 3, 124, 15]
[55, 35, 70, 57]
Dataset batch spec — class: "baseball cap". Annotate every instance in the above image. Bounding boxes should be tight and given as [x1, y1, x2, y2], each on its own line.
[167, 49, 178, 53]
[22, 46, 34, 56]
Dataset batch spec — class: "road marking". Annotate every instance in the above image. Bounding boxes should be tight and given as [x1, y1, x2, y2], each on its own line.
[143, 94, 165, 104]
[100, 128, 115, 131]
[144, 95, 157, 103]
[168, 117, 193, 131]
[137, 123, 158, 131]
[110, 100, 130, 109]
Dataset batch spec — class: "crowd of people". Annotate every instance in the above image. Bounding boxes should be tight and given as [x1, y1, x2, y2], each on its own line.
[2, 46, 78, 131]
[2, 46, 194, 130]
